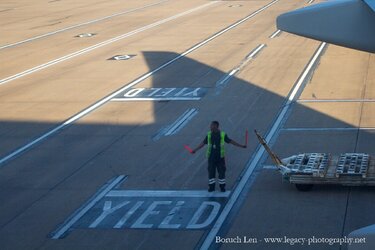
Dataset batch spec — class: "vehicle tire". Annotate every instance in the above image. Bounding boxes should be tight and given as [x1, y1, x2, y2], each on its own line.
[295, 184, 314, 191]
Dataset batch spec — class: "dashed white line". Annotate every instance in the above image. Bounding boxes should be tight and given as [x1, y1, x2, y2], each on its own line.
[215, 44, 266, 94]
[200, 42, 327, 249]
[164, 108, 198, 136]
[0, 1, 217, 86]
[0, 0, 169, 50]
[269, 29, 282, 38]
[215, 68, 238, 89]
[246, 43, 266, 59]
[153, 108, 198, 141]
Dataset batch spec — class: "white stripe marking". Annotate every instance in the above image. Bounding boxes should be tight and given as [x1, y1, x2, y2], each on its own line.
[159, 201, 185, 229]
[114, 201, 144, 229]
[216, 44, 266, 93]
[228, 69, 238, 77]
[263, 165, 278, 170]
[298, 99, 375, 103]
[89, 200, 130, 228]
[200, 42, 327, 249]
[246, 43, 266, 59]
[111, 97, 201, 101]
[0, 2, 217, 86]
[51, 175, 125, 239]
[288, 43, 326, 103]
[269, 29, 281, 39]
[0, 0, 280, 166]
[106, 190, 231, 198]
[164, 108, 198, 136]
[215, 69, 239, 88]
[187, 202, 221, 229]
[0, 0, 169, 50]
[282, 127, 375, 132]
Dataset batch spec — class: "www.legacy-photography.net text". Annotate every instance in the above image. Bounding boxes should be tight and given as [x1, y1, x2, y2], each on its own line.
[215, 235, 366, 246]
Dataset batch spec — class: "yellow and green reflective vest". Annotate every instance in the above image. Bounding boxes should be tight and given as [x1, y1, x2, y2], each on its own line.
[206, 131, 225, 158]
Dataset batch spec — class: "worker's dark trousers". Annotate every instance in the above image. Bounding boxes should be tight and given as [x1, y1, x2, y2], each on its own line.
[208, 157, 226, 190]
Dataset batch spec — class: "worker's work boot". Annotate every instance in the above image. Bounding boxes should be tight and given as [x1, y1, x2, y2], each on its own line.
[220, 184, 226, 192]
[208, 184, 215, 192]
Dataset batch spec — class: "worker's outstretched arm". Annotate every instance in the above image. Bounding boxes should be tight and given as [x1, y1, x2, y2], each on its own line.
[192, 142, 205, 154]
[230, 139, 246, 148]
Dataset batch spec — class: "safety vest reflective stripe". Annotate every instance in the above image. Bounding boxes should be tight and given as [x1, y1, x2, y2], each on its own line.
[220, 131, 225, 157]
[207, 132, 212, 158]
[208, 178, 216, 184]
[206, 131, 225, 158]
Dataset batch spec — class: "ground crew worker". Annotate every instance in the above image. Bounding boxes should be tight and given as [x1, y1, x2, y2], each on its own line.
[192, 121, 246, 192]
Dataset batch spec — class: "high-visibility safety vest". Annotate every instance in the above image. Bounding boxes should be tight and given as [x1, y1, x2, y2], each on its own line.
[206, 131, 225, 158]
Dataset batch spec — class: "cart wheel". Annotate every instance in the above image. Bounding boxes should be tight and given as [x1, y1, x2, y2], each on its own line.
[295, 184, 314, 191]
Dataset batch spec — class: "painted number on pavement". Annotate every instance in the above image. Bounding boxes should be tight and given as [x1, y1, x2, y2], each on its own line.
[112, 87, 207, 101]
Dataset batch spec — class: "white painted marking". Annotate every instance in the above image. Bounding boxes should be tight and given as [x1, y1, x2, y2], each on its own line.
[0, 0, 169, 50]
[115, 87, 206, 100]
[246, 44, 266, 59]
[263, 165, 278, 170]
[215, 44, 266, 95]
[229, 4, 243, 8]
[123, 88, 145, 97]
[111, 97, 201, 101]
[215, 69, 238, 88]
[114, 201, 144, 229]
[51, 175, 125, 239]
[156, 88, 176, 97]
[89, 201, 130, 228]
[76, 33, 95, 38]
[298, 99, 375, 103]
[200, 42, 327, 249]
[281, 127, 375, 132]
[106, 190, 231, 198]
[228, 69, 238, 77]
[307, 0, 315, 4]
[113, 55, 132, 60]
[0, 0, 279, 166]
[269, 29, 281, 38]
[288, 43, 327, 103]
[182, 88, 201, 97]
[187, 201, 221, 229]
[0, 1, 217, 86]
[159, 201, 185, 229]
[175, 88, 189, 97]
[164, 108, 198, 136]
[131, 201, 172, 229]
[147, 88, 162, 96]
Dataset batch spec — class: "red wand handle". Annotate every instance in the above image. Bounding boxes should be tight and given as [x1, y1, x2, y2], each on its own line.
[184, 145, 194, 154]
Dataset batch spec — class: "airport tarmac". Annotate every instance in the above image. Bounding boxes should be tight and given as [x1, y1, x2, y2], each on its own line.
[0, 0, 374, 249]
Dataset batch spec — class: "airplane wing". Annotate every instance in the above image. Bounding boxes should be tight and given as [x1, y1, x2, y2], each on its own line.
[276, 0, 375, 53]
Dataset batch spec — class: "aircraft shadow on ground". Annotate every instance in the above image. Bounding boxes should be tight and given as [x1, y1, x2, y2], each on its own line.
[0, 51, 375, 239]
